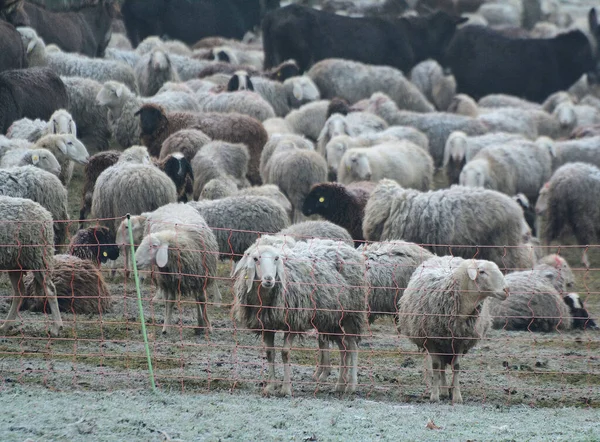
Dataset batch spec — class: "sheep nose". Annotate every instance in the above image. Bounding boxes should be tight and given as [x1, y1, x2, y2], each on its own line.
[264, 275, 274, 282]
[364, 173, 372, 180]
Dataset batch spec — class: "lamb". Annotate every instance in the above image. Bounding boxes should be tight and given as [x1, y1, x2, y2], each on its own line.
[409, 59, 456, 111]
[443, 131, 525, 184]
[316, 112, 388, 157]
[21, 254, 112, 315]
[68, 225, 120, 267]
[308, 58, 434, 113]
[284, 100, 331, 141]
[278, 220, 353, 246]
[18, 28, 139, 93]
[359, 240, 435, 323]
[0, 165, 69, 249]
[135, 103, 268, 184]
[0, 66, 69, 134]
[134, 204, 220, 334]
[187, 196, 290, 260]
[397, 255, 509, 403]
[60, 76, 112, 151]
[535, 162, 600, 268]
[78, 151, 120, 226]
[459, 140, 553, 204]
[159, 129, 211, 162]
[191, 141, 250, 199]
[363, 179, 534, 270]
[91, 156, 178, 236]
[0, 146, 61, 176]
[232, 238, 366, 395]
[6, 108, 76, 142]
[196, 90, 276, 122]
[231, 75, 321, 118]
[302, 181, 376, 245]
[264, 148, 327, 223]
[337, 141, 434, 191]
[0, 196, 62, 337]
[134, 48, 179, 97]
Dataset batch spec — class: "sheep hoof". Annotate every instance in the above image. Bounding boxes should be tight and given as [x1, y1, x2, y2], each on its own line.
[318, 369, 331, 382]
[280, 384, 292, 397]
[0, 322, 13, 334]
[49, 325, 62, 338]
[263, 382, 280, 396]
[194, 326, 211, 336]
[452, 392, 463, 404]
[430, 392, 440, 402]
[440, 386, 450, 398]
[334, 382, 347, 393]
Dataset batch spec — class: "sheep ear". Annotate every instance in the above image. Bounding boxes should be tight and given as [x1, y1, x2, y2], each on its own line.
[31, 153, 39, 164]
[543, 270, 555, 282]
[26, 40, 36, 54]
[69, 119, 76, 135]
[56, 140, 68, 155]
[227, 75, 239, 92]
[467, 265, 478, 281]
[589, 8, 598, 33]
[156, 243, 169, 267]
[292, 81, 303, 101]
[115, 85, 123, 98]
[276, 257, 286, 289]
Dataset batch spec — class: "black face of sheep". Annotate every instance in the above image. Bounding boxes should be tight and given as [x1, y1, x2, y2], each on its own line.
[422, 11, 469, 61]
[162, 154, 194, 187]
[271, 62, 300, 82]
[563, 294, 599, 330]
[227, 72, 254, 92]
[135, 105, 167, 135]
[302, 185, 333, 216]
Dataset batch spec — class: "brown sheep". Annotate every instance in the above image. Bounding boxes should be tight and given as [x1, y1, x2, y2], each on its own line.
[22, 254, 112, 315]
[136, 103, 268, 185]
[79, 150, 120, 227]
[158, 128, 211, 161]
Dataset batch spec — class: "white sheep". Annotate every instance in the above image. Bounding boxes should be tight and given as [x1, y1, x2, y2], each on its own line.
[316, 112, 388, 157]
[284, 100, 331, 141]
[337, 141, 434, 191]
[196, 90, 276, 122]
[409, 59, 456, 111]
[134, 48, 180, 97]
[397, 255, 509, 403]
[6, 108, 76, 142]
[0, 146, 61, 176]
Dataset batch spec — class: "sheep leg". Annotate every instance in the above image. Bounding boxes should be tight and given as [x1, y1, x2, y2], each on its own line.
[429, 353, 442, 402]
[335, 338, 349, 393]
[313, 336, 332, 382]
[344, 336, 359, 394]
[450, 356, 463, 404]
[194, 295, 211, 336]
[37, 273, 62, 337]
[0, 272, 25, 334]
[582, 250, 590, 269]
[162, 291, 176, 335]
[152, 288, 165, 302]
[206, 280, 222, 306]
[281, 332, 295, 396]
[262, 331, 279, 395]
[439, 362, 449, 398]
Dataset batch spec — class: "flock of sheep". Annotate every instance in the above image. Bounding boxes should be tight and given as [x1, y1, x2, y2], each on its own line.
[0, 0, 599, 403]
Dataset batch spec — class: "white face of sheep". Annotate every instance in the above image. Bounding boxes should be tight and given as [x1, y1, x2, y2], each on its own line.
[30, 149, 61, 176]
[553, 102, 577, 129]
[56, 135, 89, 165]
[96, 83, 124, 107]
[235, 246, 286, 293]
[458, 159, 487, 188]
[16, 27, 40, 55]
[286, 77, 320, 106]
[116, 216, 145, 248]
[48, 111, 76, 137]
[320, 115, 350, 149]
[535, 184, 550, 215]
[325, 139, 348, 176]
[443, 131, 468, 166]
[346, 152, 371, 181]
[465, 260, 509, 301]
[135, 234, 170, 269]
[150, 50, 170, 72]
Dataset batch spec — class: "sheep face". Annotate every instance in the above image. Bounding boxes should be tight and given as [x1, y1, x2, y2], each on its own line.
[463, 260, 509, 302]
[563, 293, 599, 330]
[302, 184, 334, 216]
[448, 94, 478, 116]
[443, 131, 468, 165]
[285, 76, 320, 107]
[553, 102, 577, 130]
[116, 215, 145, 248]
[135, 233, 170, 269]
[30, 149, 61, 176]
[235, 245, 286, 294]
[96, 82, 125, 107]
[48, 110, 76, 136]
[270, 61, 300, 82]
[54, 135, 89, 165]
[163, 154, 193, 184]
[135, 105, 167, 135]
[325, 138, 348, 177]
[535, 183, 550, 215]
[459, 159, 488, 188]
[346, 152, 371, 181]
[150, 50, 170, 72]
[118, 145, 152, 164]
[227, 71, 254, 92]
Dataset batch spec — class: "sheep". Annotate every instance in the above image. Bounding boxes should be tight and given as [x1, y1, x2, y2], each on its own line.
[0, 196, 62, 336]
[363, 179, 534, 270]
[191, 141, 250, 199]
[211, 45, 264, 69]
[231, 75, 321, 118]
[478, 94, 543, 111]
[134, 48, 179, 97]
[78, 151, 121, 226]
[302, 181, 376, 245]
[68, 225, 120, 267]
[105, 47, 141, 68]
[537, 136, 600, 171]
[237, 184, 293, 219]
[159, 128, 211, 162]
[91, 159, 178, 236]
[563, 293, 599, 330]
[264, 148, 327, 223]
[18, 28, 139, 93]
[259, 133, 315, 180]
[338, 141, 434, 190]
[397, 255, 509, 403]
[21, 254, 112, 315]
[29, 133, 89, 186]
[60, 76, 112, 151]
[196, 90, 276, 122]
[535, 162, 600, 269]
[409, 59, 457, 111]
[0, 146, 61, 176]
[187, 196, 290, 260]
[278, 220, 353, 246]
[284, 100, 331, 141]
[0, 20, 25, 72]
[232, 238, 366, 395]
[199, 176, 239, 201]
[0, 66, 69, 135]
[0, 165, 69, 249]
[6, 108, 76, 142]
[316, 112, 388, 157]
[359, 240, 435, 324]
[135, 104, 268, 184]
[459, 140, 553, 204]
[443, 131, 526, 184]
[552, 101, 600, 133]
[134, 205, 221, 335]
[359, 93, 488, 167]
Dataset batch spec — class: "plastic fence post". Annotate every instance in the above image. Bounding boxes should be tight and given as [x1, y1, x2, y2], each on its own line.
[126, 213, 157, 393]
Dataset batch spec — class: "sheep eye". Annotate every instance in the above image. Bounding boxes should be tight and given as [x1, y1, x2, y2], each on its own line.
[479, 270, 486, 275]
[274, 256, 279, 261]
[253, 257, 258, 262]
[67, 141, 73, 146]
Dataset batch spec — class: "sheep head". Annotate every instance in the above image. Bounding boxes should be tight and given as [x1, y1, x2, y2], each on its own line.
[325, 135, 350, 177]
[285, 76, 320, 107]
[26, 148, 61, 176]
[149, 49, 171, 72]
[458, 158, 489, 189]
[563, 293, 599, 330]
[227, 71, 254, 92]
[47, 109, 76, 137]
[302, 182, 346, 216]
[96, 81, 128, 108]
[266, 60, 300, 82]
[135, 103, 168, 136]
[135, 232, 172, 269]
[460, 259, 509, 314]
[443, 131, 468, 166]
[37, 134, 89, 165]
[117, 145, 152, 165]
[345, 151, 371, 181]
[234, 245, 286, 294]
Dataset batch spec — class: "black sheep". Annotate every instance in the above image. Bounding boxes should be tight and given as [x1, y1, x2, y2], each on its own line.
[563, 293, 599, 331]
[302, 181, 376, 246]
[262, 4, 466, 73]
[122, 0, 279, 48]
[0, 21, 25, 72]
[443, 9, 600, 102]
[69, 226, 120, 266]
[0, 67, 69, 134]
